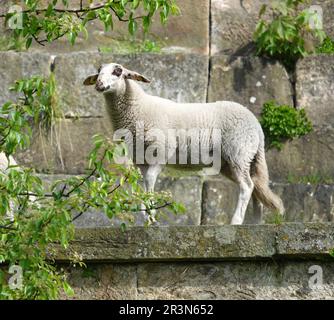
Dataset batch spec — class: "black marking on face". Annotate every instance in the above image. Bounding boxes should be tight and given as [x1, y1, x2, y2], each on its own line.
[112, 66, 123, 77]
[98, 66, 102, 73]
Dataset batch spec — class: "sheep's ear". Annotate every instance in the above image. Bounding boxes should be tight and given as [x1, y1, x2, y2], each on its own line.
[124, 70, 151, 83]
[83, 74, 98, 86]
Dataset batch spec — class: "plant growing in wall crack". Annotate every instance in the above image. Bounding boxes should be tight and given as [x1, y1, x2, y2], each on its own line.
[253, 0, 327, 70]
[260, 101, 313, 150]
[316, 36, 334, 54]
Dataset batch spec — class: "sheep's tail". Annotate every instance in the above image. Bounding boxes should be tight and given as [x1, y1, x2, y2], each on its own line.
[251, 146, 285, 215]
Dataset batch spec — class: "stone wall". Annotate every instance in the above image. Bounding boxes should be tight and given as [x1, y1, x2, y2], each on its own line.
[0, 52, 334, 182]
[1, 1, 334, 301]
[0, 1, 334, 225]
[55, 223, 334, 300]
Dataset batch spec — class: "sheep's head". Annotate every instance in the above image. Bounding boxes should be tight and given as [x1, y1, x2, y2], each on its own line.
[83, 63, 150, 93]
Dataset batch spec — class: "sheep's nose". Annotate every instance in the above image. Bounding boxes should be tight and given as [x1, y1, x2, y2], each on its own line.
[95, 80, 110, 92]
[95, 80, 104, 91]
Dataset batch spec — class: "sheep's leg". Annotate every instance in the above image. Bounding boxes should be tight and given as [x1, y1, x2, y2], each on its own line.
[251, 194, 263, 224]
[144, 164, 163, 192]
[230, 169, 254, 225]
[138, 164, 163, 224]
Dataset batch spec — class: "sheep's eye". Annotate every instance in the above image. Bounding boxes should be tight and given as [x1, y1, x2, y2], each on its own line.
[112, 67, 123, 77]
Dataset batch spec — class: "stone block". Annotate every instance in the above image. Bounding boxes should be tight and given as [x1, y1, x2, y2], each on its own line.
[296, 55, 334, 129]
[62, 264, 137, 300]
[136, 260, 334, 299]
[211, 0, 268, 56]
[54, 225, 277, 262]
[266, 128, 334, 182]
[208, 55, 293, 117]
[276, 223, 334, 257]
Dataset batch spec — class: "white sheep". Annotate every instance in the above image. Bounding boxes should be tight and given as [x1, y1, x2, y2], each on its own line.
[83, 63, 284, 225]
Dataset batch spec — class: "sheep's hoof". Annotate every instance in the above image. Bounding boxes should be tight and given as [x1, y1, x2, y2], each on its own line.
[230, 217, 243, 225]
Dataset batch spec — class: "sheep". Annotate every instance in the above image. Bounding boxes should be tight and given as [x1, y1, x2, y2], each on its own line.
[83, 63, 284, 225]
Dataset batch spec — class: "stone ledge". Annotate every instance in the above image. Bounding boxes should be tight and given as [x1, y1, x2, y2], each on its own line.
[54, 223, 334, 262]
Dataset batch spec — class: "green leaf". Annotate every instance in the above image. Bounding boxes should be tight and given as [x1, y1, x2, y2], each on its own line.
[128, 18, 138, 35]
[132, 0, 140, 10]
[25, 37, 33, 49]
[63, 282, 74, 296]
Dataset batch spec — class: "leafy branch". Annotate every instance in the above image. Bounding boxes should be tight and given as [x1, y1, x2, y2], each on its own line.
[253, 0, 326, 70]
[0, 0, 180, 47]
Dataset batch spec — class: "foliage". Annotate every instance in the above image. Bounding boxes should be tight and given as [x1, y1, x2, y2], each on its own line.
[0, 0, 180, 48]
[330, 249, 334, 258]
[0, 75, 59, 156]
[316, 36, 334, 54]
[0, 35, 26, 52]
[253, 0, 326, 70]
[0, 78, 184, 299]
[264, 211, 285, 225]
[260, 101, 313, 150]
[287, 173, 334, 185]
[99, 38, 163, 54]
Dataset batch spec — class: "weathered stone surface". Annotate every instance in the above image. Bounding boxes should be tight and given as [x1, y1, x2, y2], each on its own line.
[136, 261, 334, 300]
[280, 184, 334, 222]
[208, 55, 293, 117]
[77, 223, 333, 261]
[266, 128, 334, 182]
[146, 0, 210, 54]
[296, 55, 334, 128]
[202, 178, 334, 224]
[60, 259, 334, 300]
[210, 0, 268, 56]
[55, 52, 209, 117]
[277, 223, 334, 257]
[0, 52, 52, 107]
[61, 264, 137, 300]
[54, 225, 277, 262]
[16, 118, 112, 174]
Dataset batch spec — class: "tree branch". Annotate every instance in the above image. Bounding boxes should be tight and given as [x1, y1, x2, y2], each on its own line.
[0, 221, 16, 231]
[0, 3, 145, 22]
